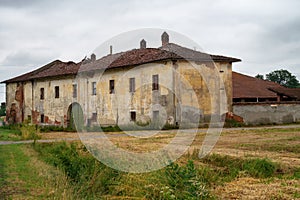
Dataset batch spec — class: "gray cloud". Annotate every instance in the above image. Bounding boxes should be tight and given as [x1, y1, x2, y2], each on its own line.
[0, 0, 300, 103]
[0, 0, 39, 8]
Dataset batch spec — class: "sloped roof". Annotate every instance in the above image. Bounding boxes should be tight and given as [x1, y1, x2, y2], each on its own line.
[160, 43, 241, 63]
[79, 48, 176, 72]
[268, 87, 300, 100]
[2, 43, 241, 83]
[80, 44, 240, 72]
[232, 72, 284, 99]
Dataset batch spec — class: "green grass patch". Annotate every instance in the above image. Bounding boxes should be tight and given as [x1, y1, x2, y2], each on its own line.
[0, 144, 41, 198]
[0, 127, 22, 141]
[202, 154, 279, 180]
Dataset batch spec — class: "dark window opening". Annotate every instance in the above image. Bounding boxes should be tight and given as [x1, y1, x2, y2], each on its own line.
[40, 88, 44, 100]
[110, 80, 115, 94]
[73, 84, 77, 98]
[91, 112, 97, 122]
[129, 78, 135, 93]
[152, 74, 159, 90]
[41, 114, 44, 123]
[130, 111, 136, 122]
[55, 86, 59, 98]
[92, 82, 96, 95]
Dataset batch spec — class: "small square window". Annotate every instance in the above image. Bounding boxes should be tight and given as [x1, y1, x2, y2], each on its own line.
[73, 84, 77, 98]
[92, 82, 96, 95]
[40, 88, 44, 100]
[109, 80, 115, 94]
[55, 86, 59, 98]
[130, 111, 136, 122]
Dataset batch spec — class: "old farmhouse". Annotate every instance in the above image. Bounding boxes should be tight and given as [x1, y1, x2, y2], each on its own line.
[2, 32, 242, 128]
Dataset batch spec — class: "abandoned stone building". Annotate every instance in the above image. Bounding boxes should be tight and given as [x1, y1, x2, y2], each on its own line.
[2, 32, 242, 128]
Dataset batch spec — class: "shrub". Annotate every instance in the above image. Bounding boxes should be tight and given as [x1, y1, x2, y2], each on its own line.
[243, 158, 277, 178]
[164, 160, 210, 199]
[19, 124, 41, 140]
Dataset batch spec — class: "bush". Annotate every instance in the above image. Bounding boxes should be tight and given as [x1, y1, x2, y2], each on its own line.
[20, 124, 41, 140]
[243, 158, 277, 178]
[164, 160, 210, 199]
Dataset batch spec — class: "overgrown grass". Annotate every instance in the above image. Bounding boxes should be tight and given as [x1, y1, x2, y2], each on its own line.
[32, 141, 213, 199]
[32, 141, 300, 199]
[0, 144, 81, 199]
[0, 127, 22, 141]
[201, 154, 280, 180]
[0, 124, 41, 140]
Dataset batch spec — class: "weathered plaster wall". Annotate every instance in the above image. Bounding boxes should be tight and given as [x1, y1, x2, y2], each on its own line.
[77, 61, 174, 126]
[176, 61, 232, 123]
[5, 59, 233, 127]
[6, 83, 21, 123]
[32, 77, 75, 125]
[233, 102, 300, 125]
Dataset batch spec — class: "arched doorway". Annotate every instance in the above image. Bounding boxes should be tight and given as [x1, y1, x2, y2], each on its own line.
[67, 103, 84, 131]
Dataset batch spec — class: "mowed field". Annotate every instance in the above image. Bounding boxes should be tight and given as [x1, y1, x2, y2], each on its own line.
[0, 125, 300, 199]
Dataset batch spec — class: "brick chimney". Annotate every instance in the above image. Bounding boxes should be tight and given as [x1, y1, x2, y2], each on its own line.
[161, 31, 169, 46]
[109, 45, 113, 55]
[91, 53, 96, 61]
[140, 39, 146, 49]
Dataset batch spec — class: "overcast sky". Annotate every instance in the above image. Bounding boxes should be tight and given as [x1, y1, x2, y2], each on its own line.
[0, 0, 300, 102]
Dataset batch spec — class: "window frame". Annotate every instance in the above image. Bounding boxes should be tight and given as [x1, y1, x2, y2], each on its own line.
[130, 111, 136, 122]
[129, 77, 135, 93]
[55, 86, 59, 98]
[152, 74, 159, 91]
[91, 112, 97, 122]
[153, 110, 159, 122]
[41, 114, 45, 123]
[109, 80, 115, 94]
[92, 82, 97, 95]
[40, 88, 44, 100]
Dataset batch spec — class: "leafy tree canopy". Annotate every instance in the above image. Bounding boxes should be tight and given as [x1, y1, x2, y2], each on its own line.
[266, 69, 300, 88]
[255, 74, 264, 80]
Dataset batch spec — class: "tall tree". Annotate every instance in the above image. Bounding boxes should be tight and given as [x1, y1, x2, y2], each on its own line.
[266, 69, 300, 88]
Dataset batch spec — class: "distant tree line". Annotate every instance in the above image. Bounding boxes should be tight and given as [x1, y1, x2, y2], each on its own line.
[255, 69, 300, 88]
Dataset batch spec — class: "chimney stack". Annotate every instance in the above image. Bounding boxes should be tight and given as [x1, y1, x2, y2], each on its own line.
[110, 45, 113, 55]
[140, 39, 146, 49]
[91, 53, 96, 61]
[161, 31, 169, 46]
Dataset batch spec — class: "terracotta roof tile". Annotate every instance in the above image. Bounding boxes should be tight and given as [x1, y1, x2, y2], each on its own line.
[2, 43, 241, 83]
[232, 72, 284, 99]
[268, 87, 300, 100]
[160, 43, 241, 63]
[2, 60, 79, 83]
